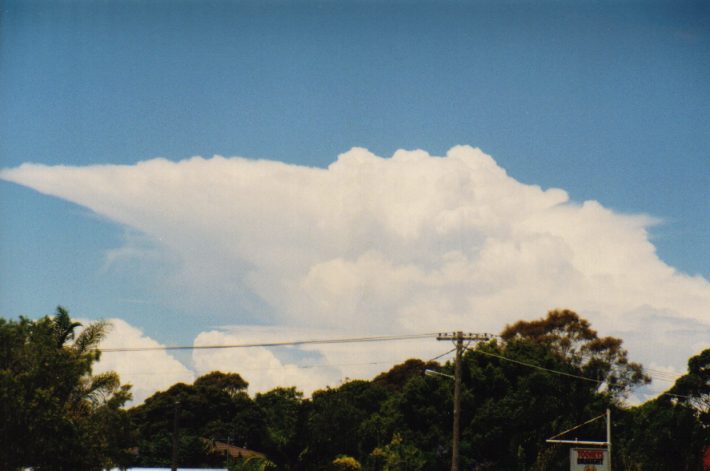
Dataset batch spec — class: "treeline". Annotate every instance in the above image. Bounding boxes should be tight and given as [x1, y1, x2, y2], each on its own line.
[1, 308, 707, 470]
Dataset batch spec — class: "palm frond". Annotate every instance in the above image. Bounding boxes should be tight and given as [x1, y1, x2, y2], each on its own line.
[74, 320, 110, 354]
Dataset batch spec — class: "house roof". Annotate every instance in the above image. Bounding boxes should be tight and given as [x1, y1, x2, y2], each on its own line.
[203, 438, 265, 459]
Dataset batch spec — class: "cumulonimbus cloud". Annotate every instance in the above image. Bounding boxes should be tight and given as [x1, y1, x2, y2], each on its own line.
[3, 146, 708, 399]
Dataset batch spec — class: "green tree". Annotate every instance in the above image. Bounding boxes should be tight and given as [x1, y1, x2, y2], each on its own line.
[0, 307, 133, 470]
[112, 311, 702, 470]
[301, 380, 389, 469]
[369, 371, 451, 469]
[228, 455, 276, 471]
[255, 387, 305, 470]
[616, 348, 708, 471]
[668, 348, 709, 421]
[460, 338, 608, 470]
[195, 370, 250, 397]
[616, 401, 703, 471]
[130, 371, 265, 467]
[331, 455, 362, 470]
[373, 359, 437, 392]
[370, 433, 426, 471]
[501, 309, 650, 399]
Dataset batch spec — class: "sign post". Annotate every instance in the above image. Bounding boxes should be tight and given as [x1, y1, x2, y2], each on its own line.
[546, 409, 612, 471]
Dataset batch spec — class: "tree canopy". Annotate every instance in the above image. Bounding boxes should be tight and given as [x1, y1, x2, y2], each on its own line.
[502, 309, 650, 399]
[0, 307, 132, 470]
[615, 348, 708, 471]
[129, 371, 262, 467]
[668, 347, 709, 418]
[2, 307, 704, 470]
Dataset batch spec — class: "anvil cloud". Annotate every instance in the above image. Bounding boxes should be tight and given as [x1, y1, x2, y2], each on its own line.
[2, 146, 708, 399]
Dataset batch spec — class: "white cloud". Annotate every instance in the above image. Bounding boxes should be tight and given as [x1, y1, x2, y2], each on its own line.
[192, 328, 339, 396]
[93, 318, 195, 404]
[3, 146, 709, 399]
[191, 326, 449, 396]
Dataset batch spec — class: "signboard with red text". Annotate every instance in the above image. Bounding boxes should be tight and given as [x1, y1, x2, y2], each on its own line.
[570, 448, 610, 471]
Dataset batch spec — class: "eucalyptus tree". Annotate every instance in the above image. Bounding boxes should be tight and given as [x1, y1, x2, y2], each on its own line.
[501, 309, 650, 399]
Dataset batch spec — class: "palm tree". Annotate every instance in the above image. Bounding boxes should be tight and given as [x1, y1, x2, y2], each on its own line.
[51, 310, 130, 416]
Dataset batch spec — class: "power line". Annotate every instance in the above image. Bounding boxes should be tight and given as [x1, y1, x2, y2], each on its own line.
[646, 375, 680, 383]
[427, 347, 457, 362]
[98, 329, 691, 400]
[102, 355, 683, 389]
[547, 412, 607, 441]
[100, 332, 439, 353]
[645, 368, 683, 381]
[468, 347, 602, 384]
[101, 333, 684, 388]
[465, 346, 694, 400]
[103, 348, 459, 379]
[100, 359, 417, 376]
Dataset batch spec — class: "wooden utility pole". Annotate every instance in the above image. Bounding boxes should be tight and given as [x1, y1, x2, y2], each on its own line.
[607, 408, 612, 470]
[171, 400, 180, 471]
[437, 331, 492, 471]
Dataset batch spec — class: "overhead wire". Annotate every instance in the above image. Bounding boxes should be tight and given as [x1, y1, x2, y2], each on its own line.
[547, 412, 606, 441]
[104, 348, 459, 379]
[464, 346, 695, 400]
[467, 347, 602, 384]
[109, 359, 419, 376]
[99, 332, 440, 353]
[427, 347, 457, 362]
[644, 368, 683, 382]
[99, 330, 692, 400]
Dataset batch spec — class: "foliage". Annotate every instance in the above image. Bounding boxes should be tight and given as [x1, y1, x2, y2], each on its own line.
[227, 455, 276, 471]
[615, 348, 709, 471]
[460, 338, 608, 470]
[10, 306, 700, 470]
[370, 433, 426, 471]
[0, 307, 133, 470]
[615, 401, 703, 471]
[301, 379, 389, 468]
[255, 387, 306, 470]
[368, 371, 452, 468]
[130, 371, 263, 467]
[373, 359, 437, 392]
[122, 309, 702, 471]
[331, 455, 362, 470]
[501, 309, 650, 398]
[196, 370, 250, 397]
[668, 348, 709, 418]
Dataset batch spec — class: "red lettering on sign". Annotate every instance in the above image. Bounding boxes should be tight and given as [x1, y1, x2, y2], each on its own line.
[577, 450, 604, 460]
[578, 450, 603, 460]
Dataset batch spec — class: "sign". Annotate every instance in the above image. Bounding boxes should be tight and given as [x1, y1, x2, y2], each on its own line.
[570, 448, 610, 471]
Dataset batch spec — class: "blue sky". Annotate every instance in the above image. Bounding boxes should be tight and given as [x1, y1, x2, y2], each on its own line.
[1, 0, 708, 398]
